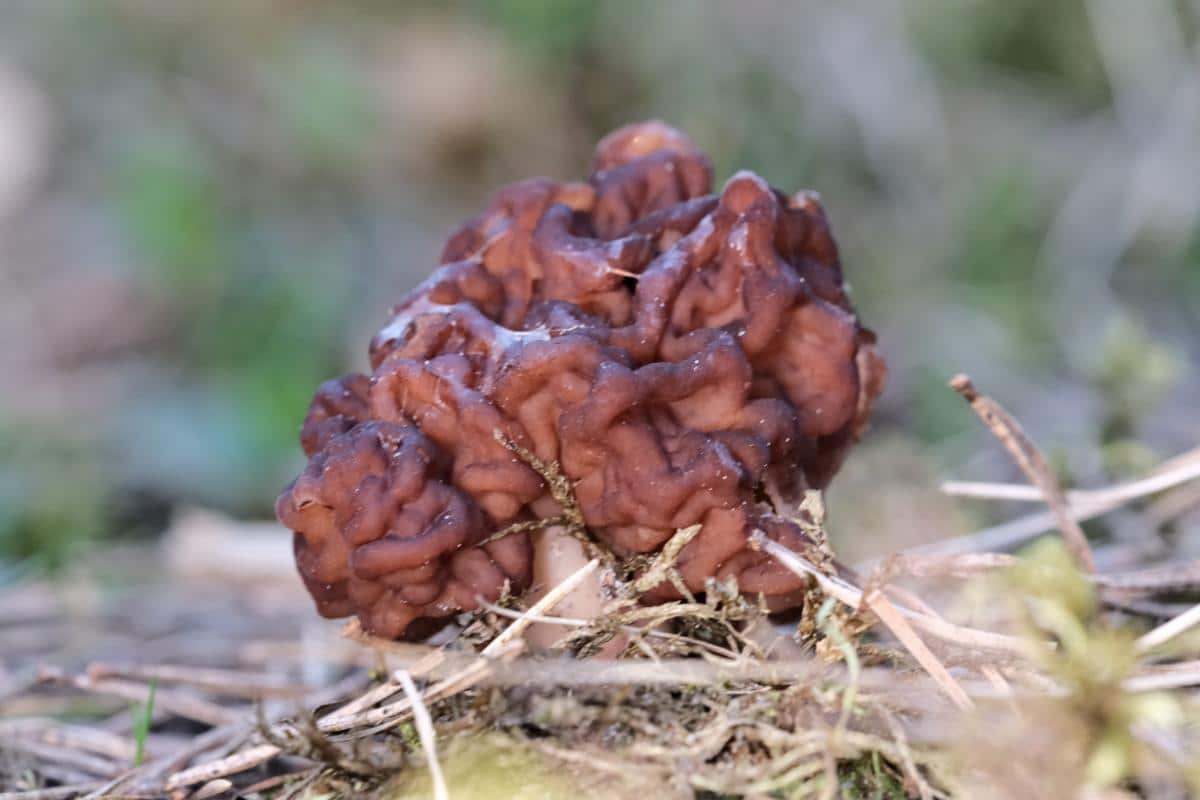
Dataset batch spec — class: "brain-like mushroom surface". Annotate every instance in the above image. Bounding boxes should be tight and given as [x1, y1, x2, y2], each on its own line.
[277, 121, 886, 639]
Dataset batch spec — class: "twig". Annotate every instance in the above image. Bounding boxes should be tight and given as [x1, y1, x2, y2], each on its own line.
[1, 739, 120, 779]
[482, 514, 568, 545]
[950, 374, 1095, 572]
[752, 531, 974, 710]
[483, 558, 600, 656]
[152, 674, 367, 793]
[399, 653, 838, 688]
[158, 672, 372, 791]
[910, 446, 1200, 562]
[861, 592, 974, 711]
[163, 743, 282, 791]
[396, 670, 449, 800]
[1103, 596, 1195, 618]
[896, 506, 1091, 561]
[1092, 561, 1200, 593]
[0, 785, 105, 800]
[753, 532, 1030, 657]
[192, 779, 234, 799]
[941, 445, 1200, 505]
[1123, 660, 1200, 692]
[476, 600, 741, 660]
[1146, 479, 1200, 526]
[865, 552, 1200, 618]
[493, 431, 585, 533]
[876, 552, 1019, 580]
[88, 720, 251, 798]
[85, 662, 309, 699]
[325, 636, 447, 717]
[0, 719, 137, 762]
[490, 432, 624, 571]
[39, 669, 240, 727]
[980, 665, 1014, 697]
[237, 768, 320, 797]
[317, 560, 603, 736]
[1136, 602, 1200, 653]
[628, 524, 701, 598]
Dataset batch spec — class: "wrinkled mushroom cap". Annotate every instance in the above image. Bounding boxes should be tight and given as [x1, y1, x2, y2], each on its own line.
[277, 121, 886, 639]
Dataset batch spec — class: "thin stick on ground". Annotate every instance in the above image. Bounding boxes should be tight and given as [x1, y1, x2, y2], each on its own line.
[1092, 561, 1200, 593]
[754, 533, 1030, 656]
[328, 650, 444, 719]
[482, 558, 600, 656]
[950, 374, 1095, 572]
[895, 505, 1088, 561]
[321, 559, 603, 732]
[941, 445, 1200, 505]
[84, 662, 309, 699]
[751, 531, 975, 711]
[475, 600, 742, 660]
[37, 670, 241, 727]
[864, 592, 974, 711]
[1122, 660, 1200, 692]
[163, 744, 282, 791]
[396, 670, 448, 800]
[166, 558, 603, 789]
[874, 552, 1020, 581]
[1136, 602, 1200, 653]
[0, 785, 106, 800]
[878, 448, 1200, 567]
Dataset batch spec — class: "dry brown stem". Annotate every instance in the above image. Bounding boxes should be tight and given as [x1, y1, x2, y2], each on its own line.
[950, 373, 1095, 572]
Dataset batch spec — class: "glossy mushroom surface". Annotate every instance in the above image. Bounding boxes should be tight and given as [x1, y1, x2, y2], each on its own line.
[277, 121, 886, 639]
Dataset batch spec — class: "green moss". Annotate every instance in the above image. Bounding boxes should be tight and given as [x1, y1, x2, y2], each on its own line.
[838, 752, 910, 799]
[384, 734, 628, 800]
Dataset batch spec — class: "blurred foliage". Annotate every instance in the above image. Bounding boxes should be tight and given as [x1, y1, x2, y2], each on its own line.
[0, 0, 1197, 568]
[949, 167, 1054, 357]
[1092, 316, 1182, 457]
[0, 425, 109, 572]
[910, 0, 1109, 103]
[980, 538, 1195, 791]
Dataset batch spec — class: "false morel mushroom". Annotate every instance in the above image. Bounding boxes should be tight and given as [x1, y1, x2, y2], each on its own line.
[277, 121, 886, 639]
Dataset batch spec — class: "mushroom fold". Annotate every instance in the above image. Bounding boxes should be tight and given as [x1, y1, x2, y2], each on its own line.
[277, 121, 886, 639]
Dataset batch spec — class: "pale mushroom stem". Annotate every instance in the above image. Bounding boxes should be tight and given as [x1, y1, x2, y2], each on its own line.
[526, 525, 626, 656]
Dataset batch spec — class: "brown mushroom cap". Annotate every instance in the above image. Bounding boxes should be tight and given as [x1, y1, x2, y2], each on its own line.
[278, 121, 886, 639]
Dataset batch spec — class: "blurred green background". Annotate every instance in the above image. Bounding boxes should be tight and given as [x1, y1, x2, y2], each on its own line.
[0, 0, 1196, 571]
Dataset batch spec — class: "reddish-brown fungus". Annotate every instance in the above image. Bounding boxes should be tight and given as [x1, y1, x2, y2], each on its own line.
[277, 121, 886, 639]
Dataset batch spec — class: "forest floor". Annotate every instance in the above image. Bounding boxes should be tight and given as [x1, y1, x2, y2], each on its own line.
[3, 383, 1200, 800]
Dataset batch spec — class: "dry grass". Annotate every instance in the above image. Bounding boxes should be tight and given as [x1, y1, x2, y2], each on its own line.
[3, 385, 1200, 799]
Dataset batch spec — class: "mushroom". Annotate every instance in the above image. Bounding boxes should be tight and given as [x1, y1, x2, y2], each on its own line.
[276, 121, 886, 641]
